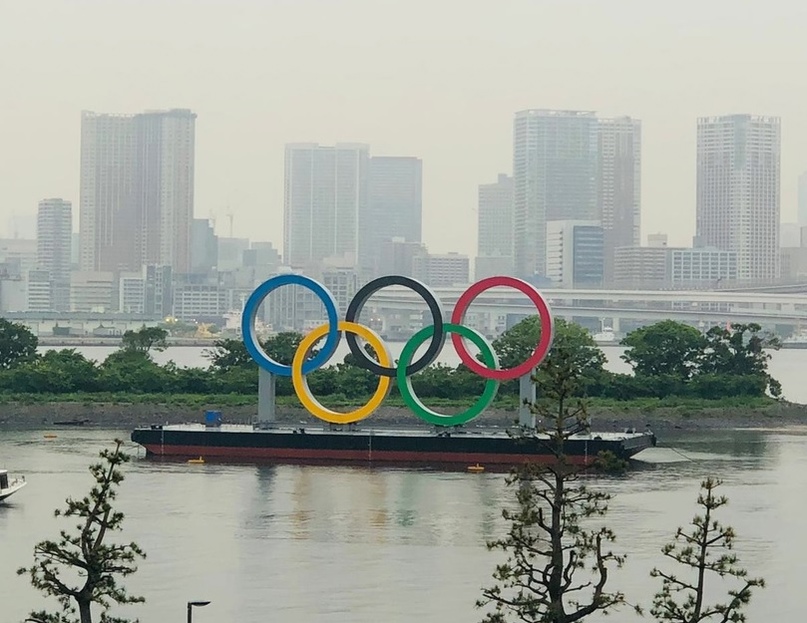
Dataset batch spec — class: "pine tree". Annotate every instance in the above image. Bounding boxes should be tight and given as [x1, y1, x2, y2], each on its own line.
[18, 440, 146, 623]
[650, 477, 764, 623]
[477, 321, 631, 622]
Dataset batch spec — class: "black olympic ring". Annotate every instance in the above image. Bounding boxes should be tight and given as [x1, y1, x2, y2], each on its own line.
[344, 275, 446, 377]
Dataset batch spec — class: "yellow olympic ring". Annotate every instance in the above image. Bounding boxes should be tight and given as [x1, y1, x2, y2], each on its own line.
[291, 321, 392, 425]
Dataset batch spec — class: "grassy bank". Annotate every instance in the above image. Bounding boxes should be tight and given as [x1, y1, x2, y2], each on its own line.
[0, 391, 780, 411]
[0, 393, 803, 434]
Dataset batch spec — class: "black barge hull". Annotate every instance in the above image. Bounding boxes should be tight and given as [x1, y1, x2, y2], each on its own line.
[131, 425, 655, 467]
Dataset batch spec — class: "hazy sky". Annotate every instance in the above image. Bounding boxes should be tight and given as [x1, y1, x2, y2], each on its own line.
[2, 0, 806, 257]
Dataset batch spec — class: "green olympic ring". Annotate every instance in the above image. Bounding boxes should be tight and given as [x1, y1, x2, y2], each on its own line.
[397, 323, 500, 426]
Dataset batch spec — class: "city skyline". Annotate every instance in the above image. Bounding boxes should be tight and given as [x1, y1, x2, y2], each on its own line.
[5, 110, 800, 280]
[5, 0, 807, 261]
[3, 104, 805, 271]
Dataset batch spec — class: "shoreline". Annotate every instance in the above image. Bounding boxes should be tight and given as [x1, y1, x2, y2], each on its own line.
[1, 400, 805, 435]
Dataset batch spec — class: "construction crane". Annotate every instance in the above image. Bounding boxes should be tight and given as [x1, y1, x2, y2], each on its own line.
[226, 208, 234, 238]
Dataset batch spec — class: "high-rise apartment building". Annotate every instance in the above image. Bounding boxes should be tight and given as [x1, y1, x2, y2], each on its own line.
[475, 173, 514, 280]
[361, 156, 422, 275]
[37, 198, 72, 311]
[79, 109, 196, 274]
[598, 117, 641, 283]
[134, 110, 196, 273]
[79, 112, 133, 272]
[283, 143, 369, 269]
[696, 115, 780, 281]
[513, 110, 598, 279]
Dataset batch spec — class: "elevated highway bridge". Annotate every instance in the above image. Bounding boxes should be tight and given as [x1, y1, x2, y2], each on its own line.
[362, 286, 807, 332]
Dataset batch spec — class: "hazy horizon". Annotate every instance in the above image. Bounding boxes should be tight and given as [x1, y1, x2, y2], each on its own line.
[2, 0, 806, 258]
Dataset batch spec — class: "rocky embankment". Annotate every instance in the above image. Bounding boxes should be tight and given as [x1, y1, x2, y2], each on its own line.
[1, 400, 805, 435]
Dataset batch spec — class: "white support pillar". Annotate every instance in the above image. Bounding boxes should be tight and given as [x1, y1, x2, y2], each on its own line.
[256, 368, 276, 429]
[518, 370, 536, 429]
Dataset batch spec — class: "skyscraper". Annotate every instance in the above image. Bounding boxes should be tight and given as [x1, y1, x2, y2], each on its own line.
[133, 109, 196, 274]
[512, 110, 598, 279]
[598, 117, 641, 284]
[283, 143, 369, 268]
[475, 173, 514, 279]
[79, 109, 196, 274]
[36, 198, 72, 311]
[361, 156, 422, 275]
[696, 115, 780, 281]
[79, 112, 134, 272]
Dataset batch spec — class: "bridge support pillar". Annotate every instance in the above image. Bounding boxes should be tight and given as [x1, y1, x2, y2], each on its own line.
[518, 370, 536, 429]
[256, 368, 276, 429]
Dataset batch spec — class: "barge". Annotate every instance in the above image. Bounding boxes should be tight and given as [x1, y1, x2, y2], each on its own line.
[130, 423, 656, 467]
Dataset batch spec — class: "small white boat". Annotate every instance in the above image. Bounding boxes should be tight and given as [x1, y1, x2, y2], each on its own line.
[592, 329, 616, 344]
[592, 319, 618, 345]
[782, 331, 807, 348]
[0, 469, 26, 502]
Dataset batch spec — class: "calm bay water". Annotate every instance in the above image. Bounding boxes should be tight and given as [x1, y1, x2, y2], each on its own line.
[40, 344, 807, 404]
[1, 428, 806, 621]
[6, 344, 803, 620]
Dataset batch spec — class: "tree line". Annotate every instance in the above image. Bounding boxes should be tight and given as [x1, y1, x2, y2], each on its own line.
[0, 316, 781, 401]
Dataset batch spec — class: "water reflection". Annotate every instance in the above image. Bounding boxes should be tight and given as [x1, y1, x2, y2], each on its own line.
[0, 427, 804, 621]
[663, 429, 771, 459]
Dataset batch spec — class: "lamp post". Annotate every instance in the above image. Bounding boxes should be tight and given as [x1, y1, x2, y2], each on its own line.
[187, 600, 211, 623]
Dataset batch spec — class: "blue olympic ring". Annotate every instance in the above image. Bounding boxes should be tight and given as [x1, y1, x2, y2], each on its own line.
[241, 274, 340, 377]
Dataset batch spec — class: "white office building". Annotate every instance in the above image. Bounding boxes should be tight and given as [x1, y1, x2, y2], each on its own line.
[172, 283, 227, 321]
[27, 270, 52, 312]
[413, 252, 470, 287]
[119, 272, 147, 314]
[70, 271, 114, 312]
[668, 247, 738, 287]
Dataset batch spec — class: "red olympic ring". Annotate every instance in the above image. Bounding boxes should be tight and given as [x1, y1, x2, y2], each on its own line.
[450, 276, 554, 381]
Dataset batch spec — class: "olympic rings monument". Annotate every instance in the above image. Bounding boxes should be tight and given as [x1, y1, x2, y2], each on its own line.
[131, 273, 655, 462]
[241, 274, 554, 430]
